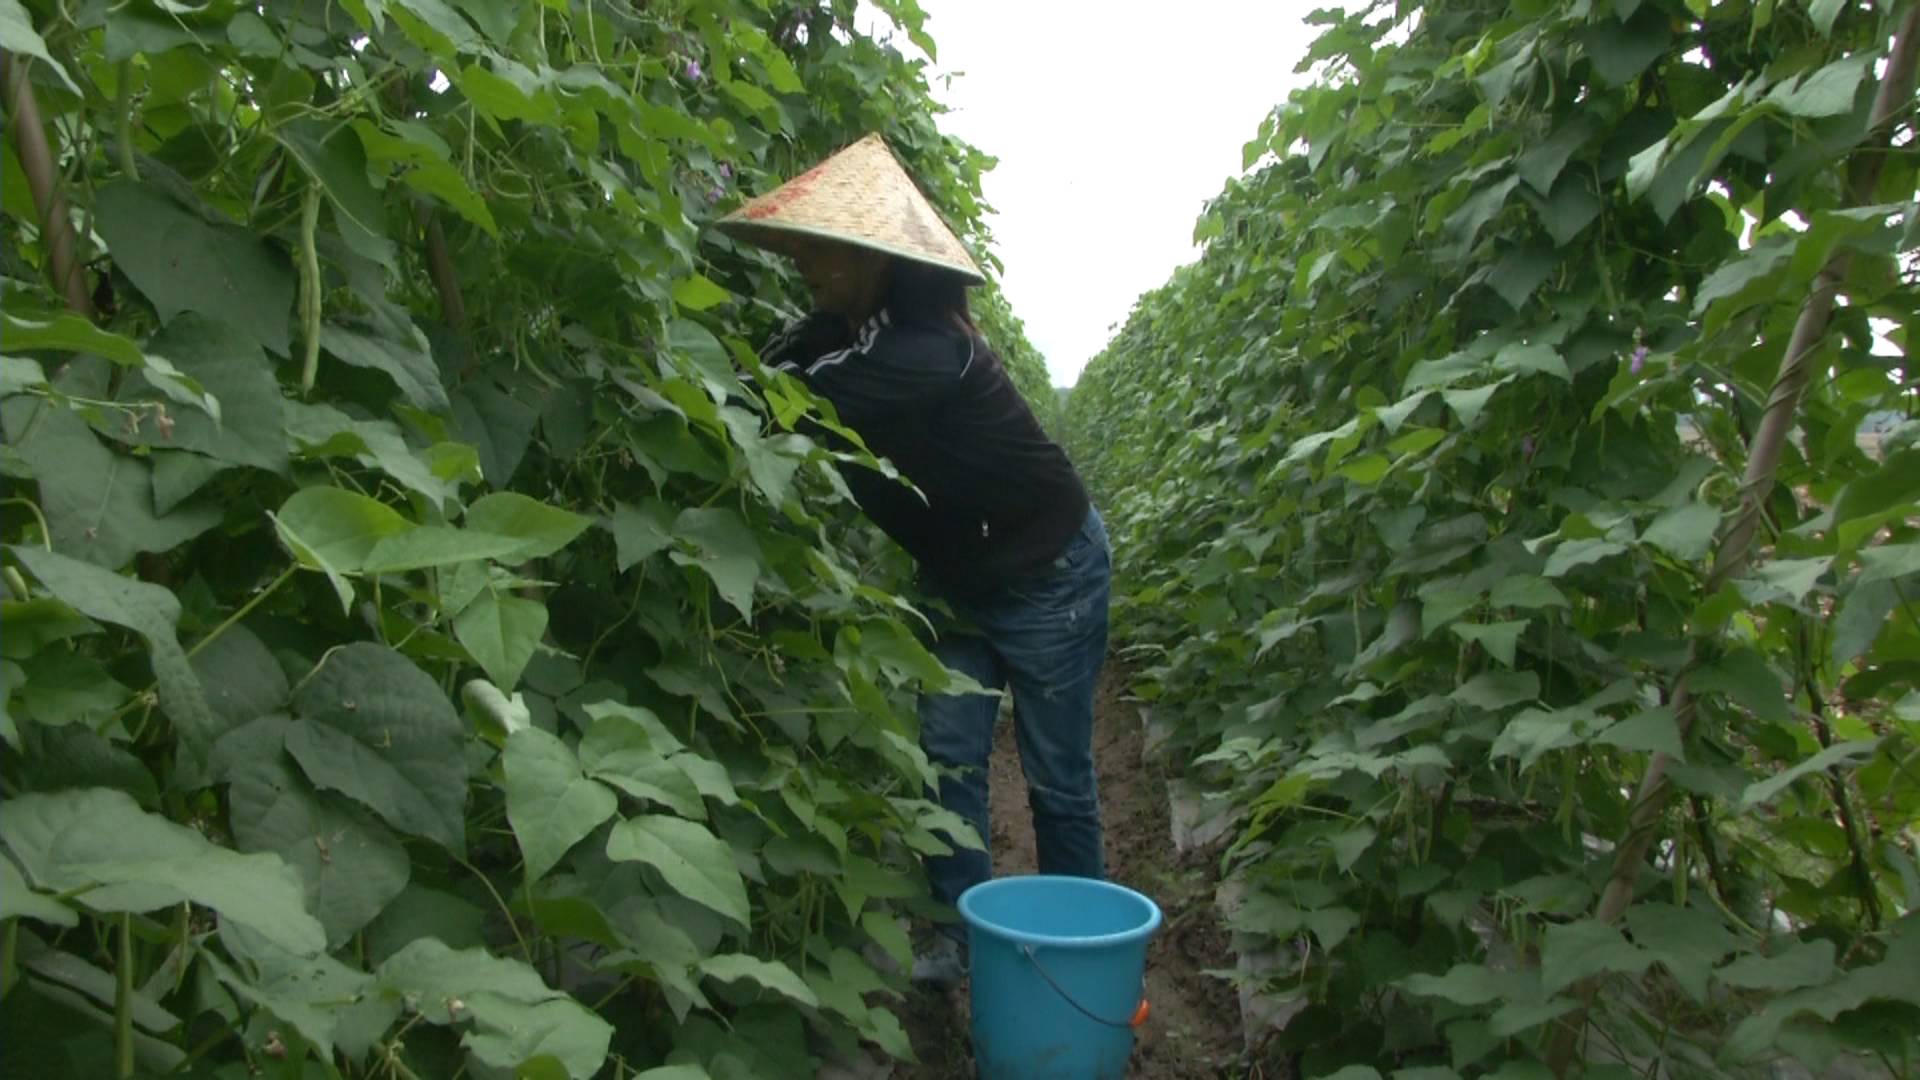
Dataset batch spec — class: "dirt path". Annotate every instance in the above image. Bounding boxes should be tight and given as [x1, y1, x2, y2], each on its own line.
[897, 672, 1244, 1078]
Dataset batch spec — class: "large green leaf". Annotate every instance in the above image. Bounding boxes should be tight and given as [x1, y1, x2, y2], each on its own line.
[578, 706, 706, 819]
[283, 400, 469, 508]
[606, 815, 750, 929]
[1738, 739, 1879, 810]
[94, 183, 296, 355]
[287, 643, 468, 855]
[453, 588, 547, 690]
[611, 498, 677, 571]
[3, 400, 222, 569]
[1539, 919, 1652, 994]
[275, 119, 389, 246]
[319, 320, 448, 414]
[1641, 502, 1720, 562]
[271, 486, 411, 611]
[698, 953, 819, 1007]
[7, 545, 219, 758]
[375, 939, 613, 1079]
[114, 315, 288, 471]
[0, 0, 79, 92]
[228, 730, 410, 948]
[501, 726, 616, 884]
[670, 507, 764, 621]
[0, 787, 324, 954]
[465, 492, 592, 562]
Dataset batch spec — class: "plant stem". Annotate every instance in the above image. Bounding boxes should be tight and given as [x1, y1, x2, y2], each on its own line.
[3, 52, 92, 316]
[0, 918, 17, 999]
[114, 59, 138, 180]
[115, 912, 134, 1079]
[298, 182, 323, 393]
[185, 565, 299, 661]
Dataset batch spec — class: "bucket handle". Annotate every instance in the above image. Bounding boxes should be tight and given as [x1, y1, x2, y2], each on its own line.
[1018, 944, 1150, 1030]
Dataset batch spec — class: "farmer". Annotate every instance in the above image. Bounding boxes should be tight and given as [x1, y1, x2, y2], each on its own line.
[714, 134, 1111, 989]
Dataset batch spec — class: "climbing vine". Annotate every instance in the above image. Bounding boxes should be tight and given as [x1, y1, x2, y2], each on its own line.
[0, 0, 1053, 1076]
[1067, 0, 1920, 1076]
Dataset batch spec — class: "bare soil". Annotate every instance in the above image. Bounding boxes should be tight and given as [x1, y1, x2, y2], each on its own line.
[896, 671, 1245, 1079]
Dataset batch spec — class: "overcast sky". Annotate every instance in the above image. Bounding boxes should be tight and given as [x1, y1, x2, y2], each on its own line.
[892, 2, 1338, 386]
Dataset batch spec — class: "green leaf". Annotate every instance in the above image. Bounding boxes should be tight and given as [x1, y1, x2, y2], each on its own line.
[606, 814, 750, 929]
[1488, 246, 1556, 310]
[228, 744, 411, 948]
[7, 545, 219, 758]
[283, 400, 466, 508]
[1493, 706, 1597, 768]
[3, 401, 221, 569]
[0, 355, 46, 395]
[275, 119, 389, 244]
[1335, 453, 1392, 485]
[1766, 54, 1869, 118]
[1858, 542, 1920, 584]
[671, 507, 763, 622]
[1623, 903, 1738, 1003]
[271, 487, 410, 610]
[287, 643, 468, 855]
[377, 939, 613, 1080]
[1450, 620, 1526, 667]
[1806, 0, 1845, 36]
[1, 787, 325, 955]
[611, 499, 676, 571]
[457, 61, 560, 125]
[320, 321, 448, 414]
[699, 953, 820, 1007]
[465, 492, 592, 562]
[1400, 964, 1520, 1006]
[1688, 648, 1788, 723]
[1580, 8, 1672, 85]
[1716, 939, 1835, 990]
[1440, 382, 1503, 426]
[1747, 556, 1829, 603]
[453, 589, 548, 690]
[1642, 502, 1721, 562]
[1544, 538, 1628, 578]
[0, 0, 80, 92]
[579, 708, 706, 819]
[1540, 919, 1652, 994]
[1452, 670, 1540, 711]
[1490, 575, 1568, 609]
[1, 310, 146, 366]
[671, 275, 732, 311]
[360, 526, 529, 574]
[208, 925, 391, 1063]
[1595, 705, 1686, 760]
[1, 849, 77, 926]
[1831, 578, 1896, 670]
[95, 183, 295, 355]
[502, 727, 617, 884]
[123, 316, 287, 471]
[1492, 342, 1570, 382]
[1739, 739, 1879, 809]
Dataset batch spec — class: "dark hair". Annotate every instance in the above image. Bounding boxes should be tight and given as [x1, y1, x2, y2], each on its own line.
[884, 258, 976, 335]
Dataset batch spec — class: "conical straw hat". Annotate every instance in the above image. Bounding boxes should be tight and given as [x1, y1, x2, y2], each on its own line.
[717, 134, 986, 285]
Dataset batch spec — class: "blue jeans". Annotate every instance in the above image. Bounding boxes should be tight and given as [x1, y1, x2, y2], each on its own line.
[919, 507, 1112, 926]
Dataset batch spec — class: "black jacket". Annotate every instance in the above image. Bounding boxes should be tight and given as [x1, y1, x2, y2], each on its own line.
[762, 309, 1090, 598]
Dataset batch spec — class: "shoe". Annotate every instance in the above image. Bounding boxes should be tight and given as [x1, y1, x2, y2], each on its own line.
[909, 930, 967, 991]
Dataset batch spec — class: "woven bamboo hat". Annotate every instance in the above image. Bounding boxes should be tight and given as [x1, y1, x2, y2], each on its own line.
[716, 133, 986, 285]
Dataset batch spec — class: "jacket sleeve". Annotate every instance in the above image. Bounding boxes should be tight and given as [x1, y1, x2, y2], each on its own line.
[780, 312, 973, 427]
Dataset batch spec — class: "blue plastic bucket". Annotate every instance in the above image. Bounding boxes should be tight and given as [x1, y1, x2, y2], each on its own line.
[958, 875, 1163, 1079]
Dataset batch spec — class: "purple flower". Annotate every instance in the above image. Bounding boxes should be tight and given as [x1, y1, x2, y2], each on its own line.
[707, 185, 725, 204]
[684, 58, 703, 81]
[718, 163, 732, 180]
[1522, 435, 1536, 458]
[1630, 345, 1649, 375]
